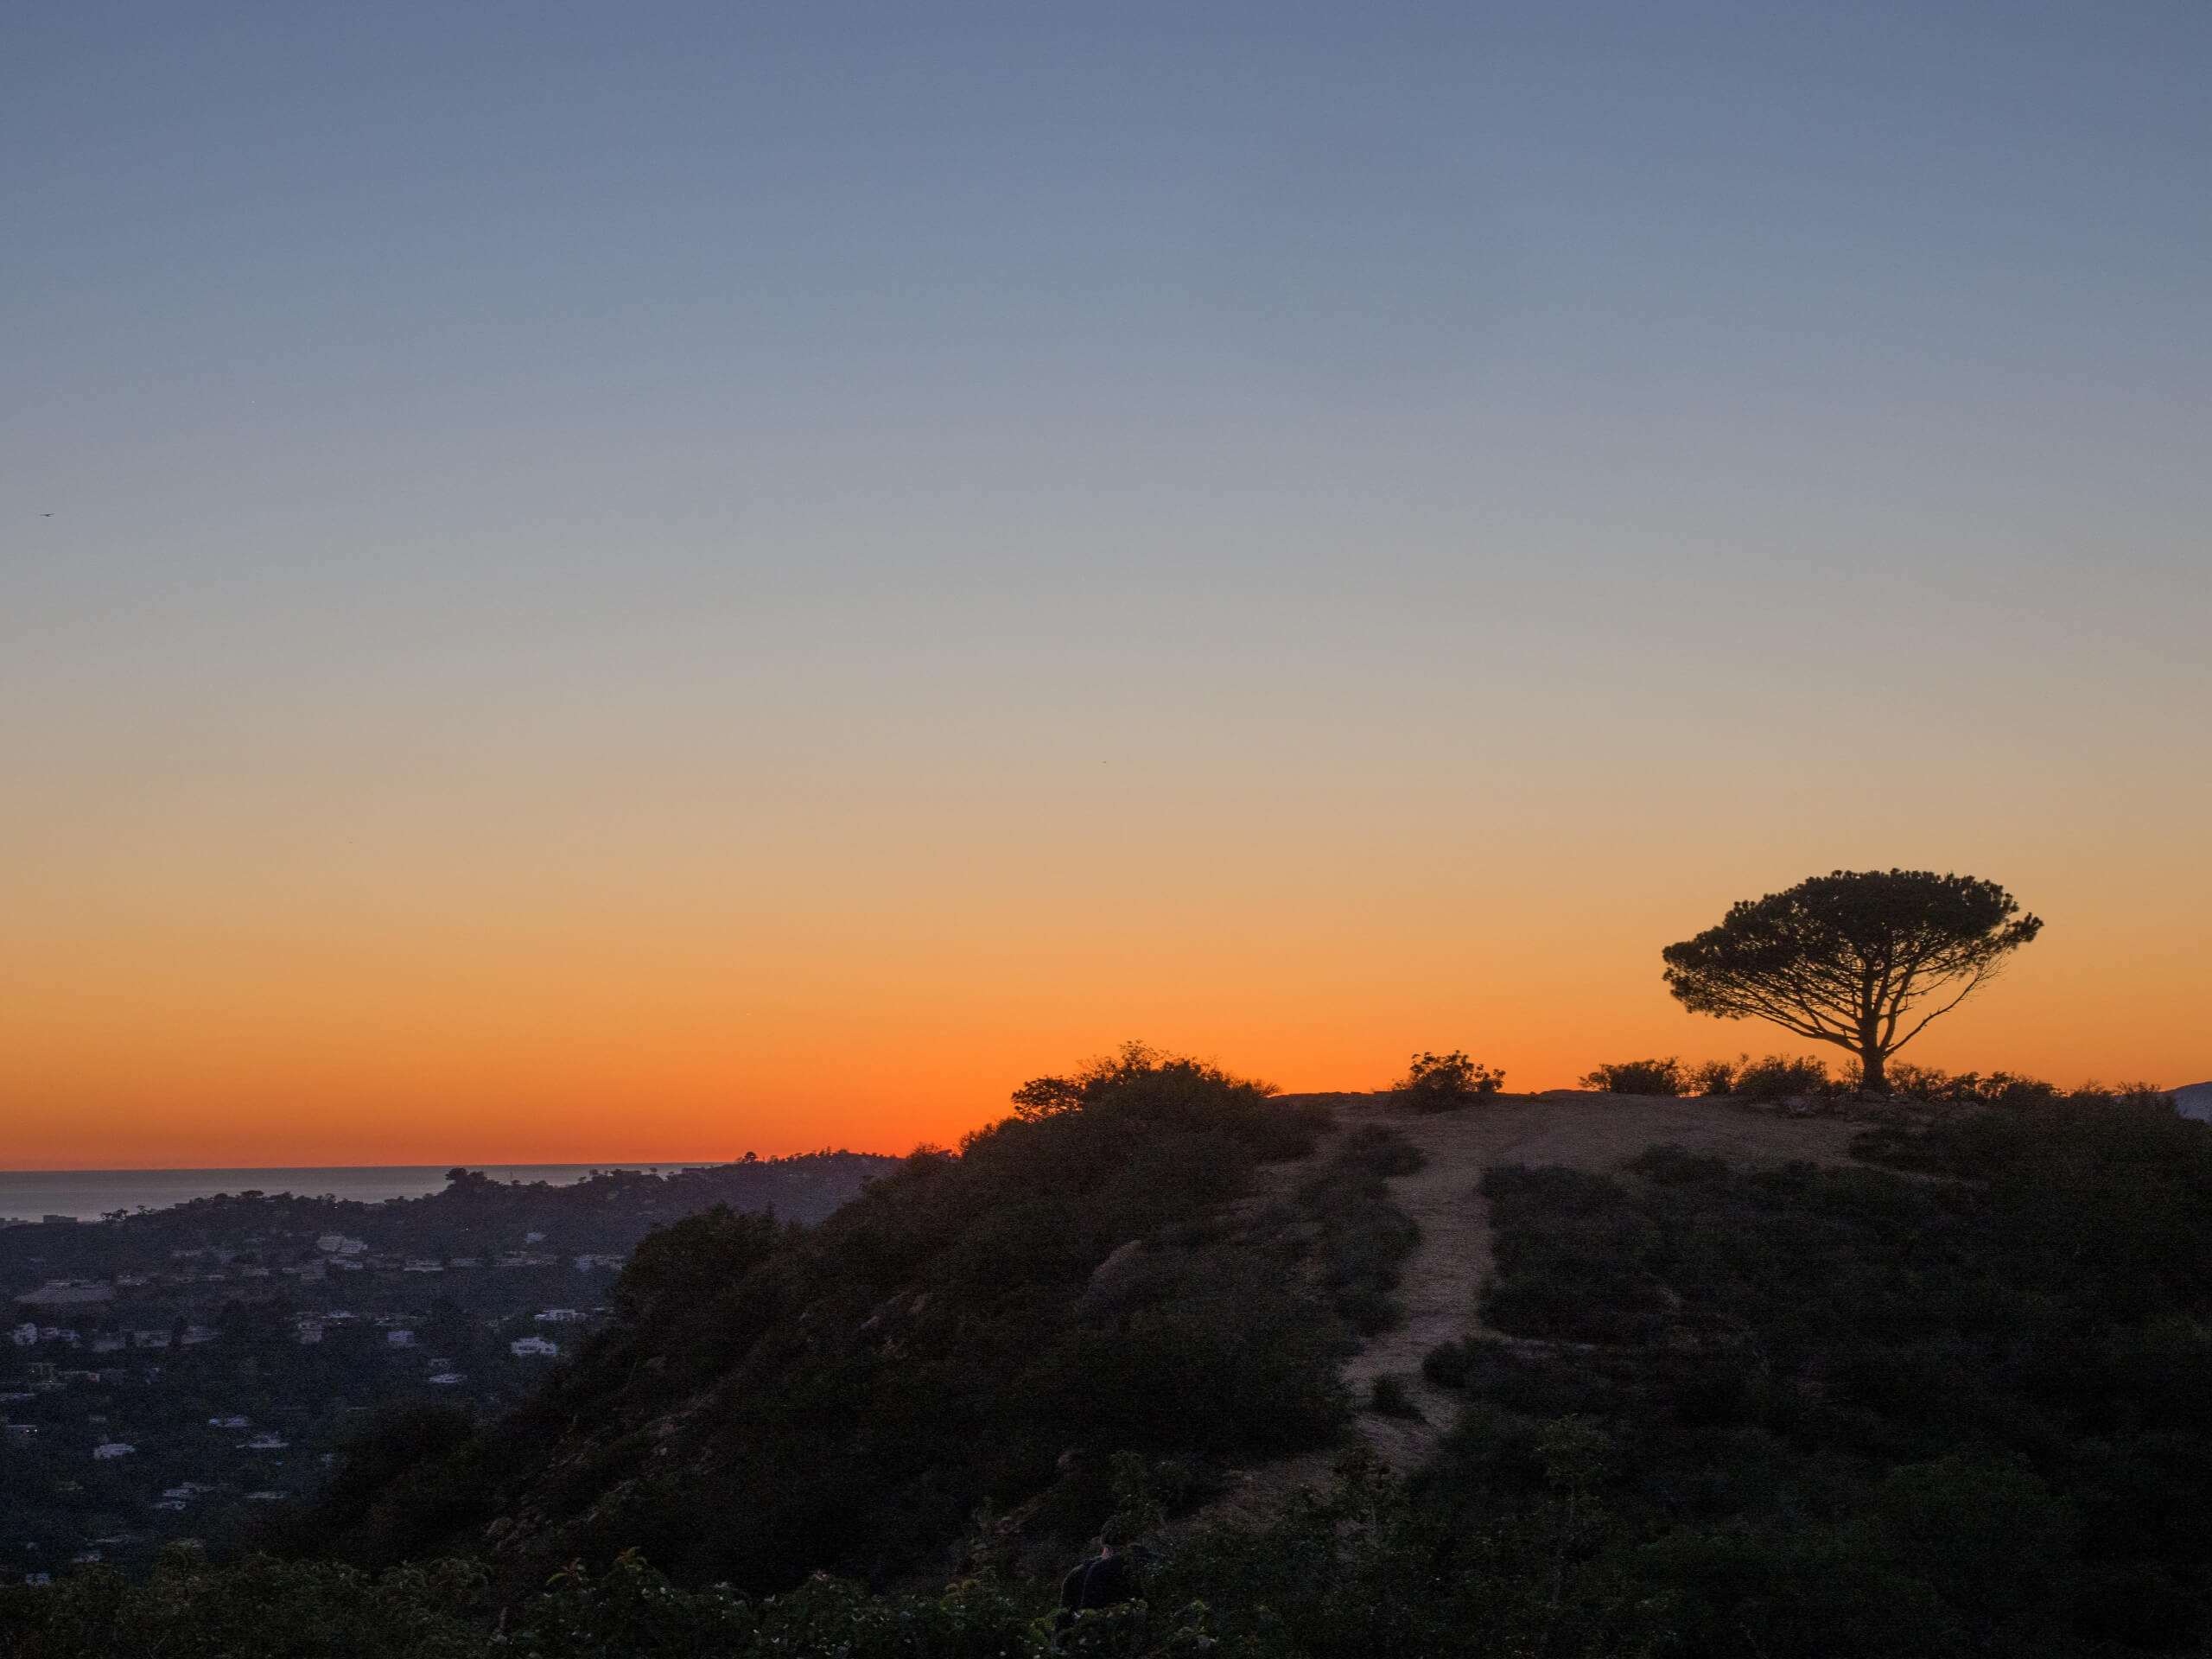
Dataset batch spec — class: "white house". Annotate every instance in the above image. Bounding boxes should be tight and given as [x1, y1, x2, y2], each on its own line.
[510, 1337, 559, 1357]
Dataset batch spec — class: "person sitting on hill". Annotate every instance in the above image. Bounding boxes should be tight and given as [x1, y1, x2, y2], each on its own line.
[1058, 1520, 1143, 1624]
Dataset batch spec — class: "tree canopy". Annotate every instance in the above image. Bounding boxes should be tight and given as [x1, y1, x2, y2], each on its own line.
[1661, 868, 2042, 1092]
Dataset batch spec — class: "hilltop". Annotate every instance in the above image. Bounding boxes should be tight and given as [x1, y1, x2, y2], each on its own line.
[1223, 1090, 1868, 1497]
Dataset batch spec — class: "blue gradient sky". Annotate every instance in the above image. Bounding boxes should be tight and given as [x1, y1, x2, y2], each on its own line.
[4, 3, 2209, 1165]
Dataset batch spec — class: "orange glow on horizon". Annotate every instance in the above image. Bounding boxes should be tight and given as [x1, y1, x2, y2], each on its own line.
[4, 850, 2202, 1169]
[7, 648, 2206, 1171]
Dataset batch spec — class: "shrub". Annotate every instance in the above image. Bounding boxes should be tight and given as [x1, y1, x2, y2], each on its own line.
[1885, 1065, 2064, 1109]
[1689, 1057, 1739, 1095]
[1734, 1053, 1832, 1100]
[1298, 1128, 1423, 1335]
[1009, 1041, 1328, 1160]
[0, 1550, 487, 1659]
[1369, 1374, 1423, 1419]
[1394, 1051, 1504, 1112]
[1628, 1143, 1730, 1184]
[1339, 1122, 1427, 1178]
[1580, 1058, 1686, 1096]
[1421, 1338, 1483, 1390]
[285, 1400, 482, 1568]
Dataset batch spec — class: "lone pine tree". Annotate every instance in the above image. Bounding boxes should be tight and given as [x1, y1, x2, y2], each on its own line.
[1662, 868, 2042, 1094]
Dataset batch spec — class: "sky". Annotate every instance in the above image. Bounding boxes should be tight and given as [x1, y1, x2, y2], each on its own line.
[4, 2, 2209, 1168]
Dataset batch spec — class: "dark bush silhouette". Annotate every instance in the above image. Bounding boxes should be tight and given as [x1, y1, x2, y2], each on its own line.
[1368, 1374, 1421, 1419]
[1883, 1062, 2084, 1109]
[1688, 1057, 1738, 1094]
[1734, 1052, 1833, 1099]
[1393, 1050, 1503, 1111]
[1578, 1057, 1685, 1096]
[285, 1401, 479, 1570]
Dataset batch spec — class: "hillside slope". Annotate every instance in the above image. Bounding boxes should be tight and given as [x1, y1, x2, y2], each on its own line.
[1344, 1092, 1864, 1467]
[293, 1053, 1370, 1592]
[1147, 1089, 2212, 1657]
[1211, 1092, 1866, 1508]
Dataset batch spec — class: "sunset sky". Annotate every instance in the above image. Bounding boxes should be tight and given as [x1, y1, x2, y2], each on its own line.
[4, 3, 2209, 1168]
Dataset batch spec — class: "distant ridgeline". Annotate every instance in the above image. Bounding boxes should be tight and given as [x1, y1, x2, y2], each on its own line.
[0, 1154, 896, 1292]
[0, 1154, 894, 1584]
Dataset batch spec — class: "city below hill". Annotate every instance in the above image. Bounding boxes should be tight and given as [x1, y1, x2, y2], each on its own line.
[0, 1153, 893, 1580]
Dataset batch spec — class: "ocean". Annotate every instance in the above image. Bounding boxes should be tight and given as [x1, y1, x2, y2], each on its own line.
[0, 1165, 713, 1223]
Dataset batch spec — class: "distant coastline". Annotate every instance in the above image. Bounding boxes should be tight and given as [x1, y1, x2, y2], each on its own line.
[0, 1163, 723, 1223]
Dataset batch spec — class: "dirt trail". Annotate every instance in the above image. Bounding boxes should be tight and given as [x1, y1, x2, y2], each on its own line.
[1204, 1093, 1868, 1513]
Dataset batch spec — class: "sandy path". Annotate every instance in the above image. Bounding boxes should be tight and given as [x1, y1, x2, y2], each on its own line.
[1210, 1092, 1868, 1505]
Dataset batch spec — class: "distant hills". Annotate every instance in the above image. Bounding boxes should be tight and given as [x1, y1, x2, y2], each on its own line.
[2173, 1081, 2212, 1122]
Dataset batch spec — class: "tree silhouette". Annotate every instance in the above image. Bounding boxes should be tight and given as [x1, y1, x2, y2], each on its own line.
[1662, 869, 2042, 1094]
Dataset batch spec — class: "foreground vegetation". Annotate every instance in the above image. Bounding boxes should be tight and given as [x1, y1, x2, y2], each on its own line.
[1414, 1086, 2210, 1656]
[5, 1060, 2209, 1657]
[288, 1047, 1364, 1591]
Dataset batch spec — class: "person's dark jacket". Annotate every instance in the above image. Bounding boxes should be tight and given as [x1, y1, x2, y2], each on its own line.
[1058, 1549, 1139, 1619]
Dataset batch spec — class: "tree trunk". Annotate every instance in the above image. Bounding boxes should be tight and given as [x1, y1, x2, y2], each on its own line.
[1859, 1047, 1887, 1096]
